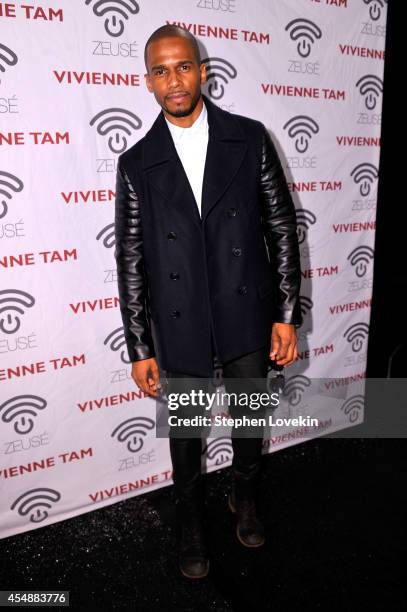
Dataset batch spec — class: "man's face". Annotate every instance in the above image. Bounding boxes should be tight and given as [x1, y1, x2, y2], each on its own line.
[144, 36, 206, 118]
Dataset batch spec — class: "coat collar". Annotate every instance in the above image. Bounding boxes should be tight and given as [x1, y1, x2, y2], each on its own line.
[141, 93, 248, 224]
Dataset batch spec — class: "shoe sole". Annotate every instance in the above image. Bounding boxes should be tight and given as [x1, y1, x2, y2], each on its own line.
[228, 495, 265, 548]
[180, 561, 209, 579]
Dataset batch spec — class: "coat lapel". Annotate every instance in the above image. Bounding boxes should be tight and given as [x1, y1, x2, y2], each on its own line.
[142, 93, 247, 225]
[200, 94, 247, 221]
[142, 107, 202, 227]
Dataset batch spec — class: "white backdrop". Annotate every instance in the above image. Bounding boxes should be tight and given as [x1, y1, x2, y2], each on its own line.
[0, 0, 386, 538]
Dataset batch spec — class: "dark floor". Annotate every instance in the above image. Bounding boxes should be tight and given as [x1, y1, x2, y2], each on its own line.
[0, 438, 405, 611]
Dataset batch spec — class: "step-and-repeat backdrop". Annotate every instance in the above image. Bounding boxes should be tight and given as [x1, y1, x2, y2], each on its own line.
[0, 0, 386, 538]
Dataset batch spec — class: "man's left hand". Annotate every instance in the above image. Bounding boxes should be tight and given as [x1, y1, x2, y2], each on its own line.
[270, 322, 298, 367]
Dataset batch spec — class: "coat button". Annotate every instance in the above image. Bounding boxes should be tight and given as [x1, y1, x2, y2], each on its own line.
[167, 232, 177, 240]
[169, 272, 179, 280]
[227, 207, 238, 217]
[170, 309, 180, 318]
[232, 247, 242, 257]
[238, 285, 247, 295]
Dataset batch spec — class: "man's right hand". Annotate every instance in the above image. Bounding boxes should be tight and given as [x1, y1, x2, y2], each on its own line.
[131, 357, 160, 397]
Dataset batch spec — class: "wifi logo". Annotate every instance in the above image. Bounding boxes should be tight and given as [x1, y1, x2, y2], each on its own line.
[295, 209, 317, 244]
[111, 416, 155, 453]
[347, 245, 374, 278]
[10, 487, 61, 523]
[203, 437, 233, 466]
[266, 370, 285, 396]
[96, 222, 115, 248]
[343, 322, 369, 352]
[104, 326, 131, 363]
[202, 57, 237, 100]
[0, 170, 24, 219]
[341, 394, 364, 423]
[1, 395, 47, 435]
[266, 360, 285, 394]
[85, 0, 140, 37]
[283, 115, 319, 154]
[0, 289, 35, 334]
[300, 295, 313, 317]
[356, 75, 383, 111]
[0, 43, 18, 74]
[350, 162, 378, 197]
[90, 108, 142, 154]
[363, 0, 387, 21]
[285, 18, 322, 58]
[283, 375, 311, 406]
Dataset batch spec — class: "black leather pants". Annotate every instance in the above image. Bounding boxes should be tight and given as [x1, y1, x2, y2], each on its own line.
[168, 343, 270, 499]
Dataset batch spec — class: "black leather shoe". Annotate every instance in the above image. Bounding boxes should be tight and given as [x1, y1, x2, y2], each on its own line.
[228, 480, 265, 547]
[179, 518, 209, 579]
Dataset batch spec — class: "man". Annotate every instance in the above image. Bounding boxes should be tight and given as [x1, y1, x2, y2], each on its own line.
[114, 24, 302, 579]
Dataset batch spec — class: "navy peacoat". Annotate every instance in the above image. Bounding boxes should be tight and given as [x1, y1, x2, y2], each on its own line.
[114, 94, 302, 376]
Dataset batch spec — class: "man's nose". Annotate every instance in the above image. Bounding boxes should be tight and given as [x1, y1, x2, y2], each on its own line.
[167, 69, 182, 88]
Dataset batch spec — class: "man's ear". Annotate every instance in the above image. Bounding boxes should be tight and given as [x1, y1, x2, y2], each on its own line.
[200, 63, 207, 85]
[145, 72, 153, 93]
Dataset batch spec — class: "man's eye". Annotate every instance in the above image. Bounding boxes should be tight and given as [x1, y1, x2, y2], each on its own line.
[180, 65, 190, 71]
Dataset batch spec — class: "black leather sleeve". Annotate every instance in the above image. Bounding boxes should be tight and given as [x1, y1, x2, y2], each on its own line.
[259, 125, 302, 326]
[114, 161, 155, 362]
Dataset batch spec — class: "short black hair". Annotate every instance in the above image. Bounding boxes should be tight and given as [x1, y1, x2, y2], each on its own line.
[144, 25, 201, 72]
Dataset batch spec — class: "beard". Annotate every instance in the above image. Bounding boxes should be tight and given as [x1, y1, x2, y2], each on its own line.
[159, 89, 201, 118]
